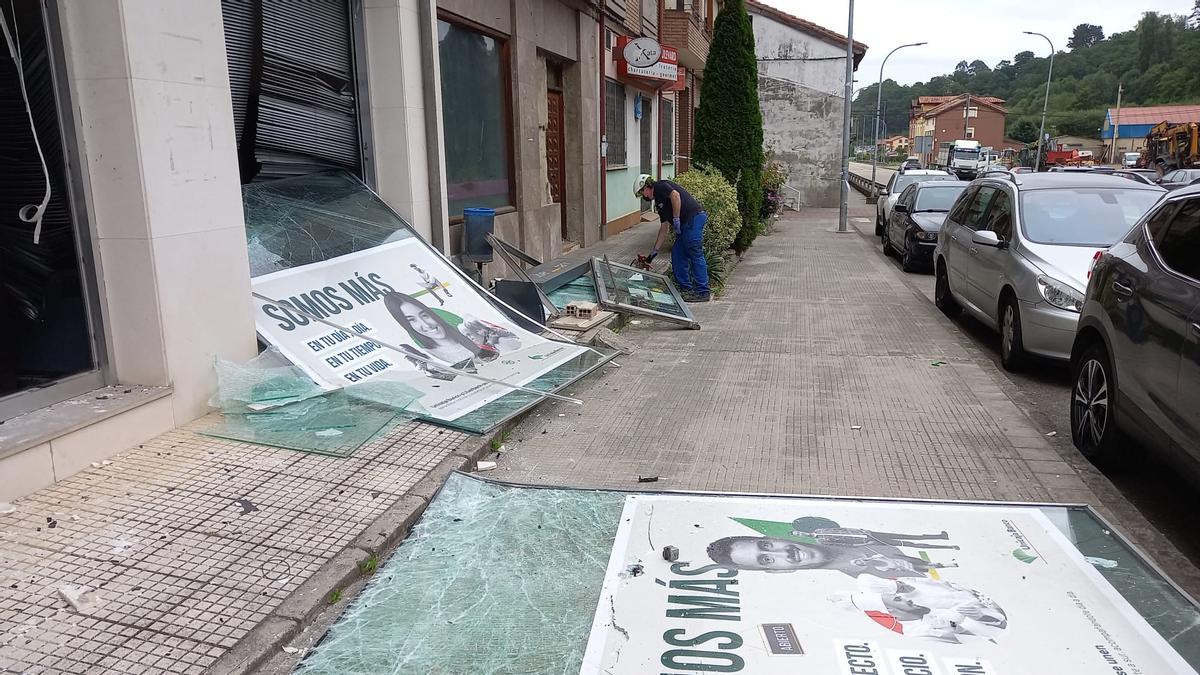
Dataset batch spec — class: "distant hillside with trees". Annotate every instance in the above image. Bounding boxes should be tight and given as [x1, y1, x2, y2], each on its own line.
[852, 7, 1200, 146]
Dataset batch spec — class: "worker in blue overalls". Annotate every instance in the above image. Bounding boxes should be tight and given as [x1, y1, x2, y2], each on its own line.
[636, 174, 710, 302]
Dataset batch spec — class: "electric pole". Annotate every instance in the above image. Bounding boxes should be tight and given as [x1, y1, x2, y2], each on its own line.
[838, 0, 854, 233]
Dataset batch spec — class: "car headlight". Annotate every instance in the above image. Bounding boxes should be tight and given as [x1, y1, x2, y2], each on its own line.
[1036, 275, 1084, 312]
[915, 230, 938, 242]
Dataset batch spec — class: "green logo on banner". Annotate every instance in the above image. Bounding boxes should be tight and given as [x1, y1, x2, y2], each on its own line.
[1012, 548, 1038, 564]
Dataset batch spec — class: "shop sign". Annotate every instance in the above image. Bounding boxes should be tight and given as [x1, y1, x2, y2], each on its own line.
[581, 494, 1197, 674]
[616, 36, 679, 83]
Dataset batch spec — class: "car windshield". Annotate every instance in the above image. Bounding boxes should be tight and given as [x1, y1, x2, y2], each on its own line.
[1180, 169, 1200, 182]
[894, 174, 952, 193]
[914, 186, 966, 211]
[953, 149, 979, 160]
[1019, 189, 1162, 246]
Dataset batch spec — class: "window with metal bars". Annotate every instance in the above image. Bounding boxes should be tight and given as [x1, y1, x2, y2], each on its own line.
[605, 80, 627, 166]
[661, 99, 675, 162]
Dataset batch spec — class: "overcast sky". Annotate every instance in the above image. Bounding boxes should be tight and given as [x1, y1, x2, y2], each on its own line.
[765, 0, 1194, 88]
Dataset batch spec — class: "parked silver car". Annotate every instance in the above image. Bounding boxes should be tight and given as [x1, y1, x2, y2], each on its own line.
[875, 169, 955, 236]
[933, 173, 1164, 370]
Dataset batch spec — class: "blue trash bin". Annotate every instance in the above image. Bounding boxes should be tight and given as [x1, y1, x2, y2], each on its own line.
[463, 207, 496, 263]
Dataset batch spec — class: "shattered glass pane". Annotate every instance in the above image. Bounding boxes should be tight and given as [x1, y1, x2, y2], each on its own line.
[428, 345, 618, 434]
[199, 392, 398, 457]
[210, 347, 326, 413]
[295, 473, 626, 674]
[297, 479, 1200, 673]
[242, 172, 414, 276]
[545, 274, 599, 309]
[1043, 506, 1200, 664]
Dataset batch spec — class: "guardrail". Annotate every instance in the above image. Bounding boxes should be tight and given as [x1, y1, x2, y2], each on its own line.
[847, 171, 884, 203]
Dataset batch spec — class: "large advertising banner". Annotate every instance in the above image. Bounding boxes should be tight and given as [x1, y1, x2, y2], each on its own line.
[582, 495, 1196, 674]
[251, 239, 587, 421]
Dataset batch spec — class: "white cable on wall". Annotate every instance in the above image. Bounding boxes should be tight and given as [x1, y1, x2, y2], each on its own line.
[1, 7, 51, 245]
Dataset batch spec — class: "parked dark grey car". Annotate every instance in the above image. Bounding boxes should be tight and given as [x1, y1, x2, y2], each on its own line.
[884, 180, 969, 272]
[1070, 184, 1200, 473]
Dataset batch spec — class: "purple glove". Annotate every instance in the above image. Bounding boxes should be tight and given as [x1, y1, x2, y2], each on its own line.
[672, 217, 682, 235]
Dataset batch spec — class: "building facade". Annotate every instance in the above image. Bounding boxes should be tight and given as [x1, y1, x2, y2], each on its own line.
[746, 0, 865, 208]
[1102, 104, 1200, 157]
[601, 0, 712, 236]
[909, 94, 1006, 167]
[0, 0, 629, 499]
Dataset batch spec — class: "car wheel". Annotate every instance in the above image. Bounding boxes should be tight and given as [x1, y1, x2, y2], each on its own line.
[882, 227, 894, 256]
[901, 237, 919, 272]
[934, 264, 961, 318]
[875, 212, 884, 236]
[1071, 344, 1127, 465]
[999, 296, 1027, 371]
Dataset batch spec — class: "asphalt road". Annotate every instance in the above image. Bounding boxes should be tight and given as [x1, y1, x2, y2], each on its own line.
[853, 191, 1200, 572]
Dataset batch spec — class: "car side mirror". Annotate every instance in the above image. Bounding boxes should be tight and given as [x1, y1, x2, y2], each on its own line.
[894, 203, 909, 214]
[971, 230, 1004, 248]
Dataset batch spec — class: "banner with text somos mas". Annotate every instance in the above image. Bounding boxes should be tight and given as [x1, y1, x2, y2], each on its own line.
[581, 494, 1196, 674]
[252, 239, 587, 422]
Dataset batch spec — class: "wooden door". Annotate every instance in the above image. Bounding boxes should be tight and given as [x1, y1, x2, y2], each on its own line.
[546, 89, 566, 239]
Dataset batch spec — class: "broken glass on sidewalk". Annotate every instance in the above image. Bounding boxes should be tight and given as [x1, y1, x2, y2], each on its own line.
[295, 474, 1200, 673]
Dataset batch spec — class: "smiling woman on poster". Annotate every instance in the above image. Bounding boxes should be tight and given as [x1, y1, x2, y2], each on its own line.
[384, 291, 522, 376]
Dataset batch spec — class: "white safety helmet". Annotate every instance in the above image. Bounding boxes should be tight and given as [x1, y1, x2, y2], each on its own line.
[634, 173, 655, 198]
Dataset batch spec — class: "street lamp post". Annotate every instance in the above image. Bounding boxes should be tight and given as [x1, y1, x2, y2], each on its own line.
[872, 42, 926, 192]
[838, 0, 855, 233]
[1024, 31, 1055, 172]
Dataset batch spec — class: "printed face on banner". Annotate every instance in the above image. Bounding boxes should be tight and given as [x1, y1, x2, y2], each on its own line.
[581, 495, 1196, 674]
[251, 239, 587, 421]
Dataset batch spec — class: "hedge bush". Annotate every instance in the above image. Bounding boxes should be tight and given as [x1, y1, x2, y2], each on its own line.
[673, 166, 739, 257]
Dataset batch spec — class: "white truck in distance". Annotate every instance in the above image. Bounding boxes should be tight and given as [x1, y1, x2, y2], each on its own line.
[936, 139, 982, 179]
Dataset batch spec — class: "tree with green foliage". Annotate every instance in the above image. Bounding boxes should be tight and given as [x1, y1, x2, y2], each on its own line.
[851, 9, 1200, 148]
[1068, 24, 1105, 50]
[693, 0, 763, 253]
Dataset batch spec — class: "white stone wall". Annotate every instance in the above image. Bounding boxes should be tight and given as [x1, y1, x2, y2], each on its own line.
[750, 11, 851, 207]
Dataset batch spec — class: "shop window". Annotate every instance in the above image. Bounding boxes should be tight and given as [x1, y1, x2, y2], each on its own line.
[605, 80, 627, 166]
[1, 0, 103, 420]
[438, 18, 513, 217]
[661, 99, 675, 162]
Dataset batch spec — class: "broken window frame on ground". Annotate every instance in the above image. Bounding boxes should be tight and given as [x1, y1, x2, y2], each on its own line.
[486, 232, 560, 321]
[590, 256, 699, 329]
[239, 171, 617, 437]
[294, 473, 1200, 673]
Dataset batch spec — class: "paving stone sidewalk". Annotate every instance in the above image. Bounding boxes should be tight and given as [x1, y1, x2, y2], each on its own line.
[0, 417, 485, 674]
[496, 206, 1200, 594]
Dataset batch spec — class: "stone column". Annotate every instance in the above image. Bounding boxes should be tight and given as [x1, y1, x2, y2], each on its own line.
[58, 0, 256, 423]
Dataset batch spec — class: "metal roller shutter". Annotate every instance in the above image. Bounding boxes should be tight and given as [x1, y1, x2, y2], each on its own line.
[221, 0, 362, 183]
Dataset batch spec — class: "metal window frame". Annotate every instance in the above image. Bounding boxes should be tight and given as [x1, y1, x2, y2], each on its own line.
[0, 0, 111, 422]
[348, 0, 376, 188]
[590, 256, 699, 329]
[604, 79, 627, 166]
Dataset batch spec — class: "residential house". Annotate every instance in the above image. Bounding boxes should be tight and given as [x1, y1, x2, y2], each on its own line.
[882, 135, 909, 153]
[746, 0, 866, 207]
[909, 94, 1007, 167]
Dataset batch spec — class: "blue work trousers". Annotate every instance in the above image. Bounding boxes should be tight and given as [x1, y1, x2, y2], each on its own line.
[671, 212, 709, 296]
